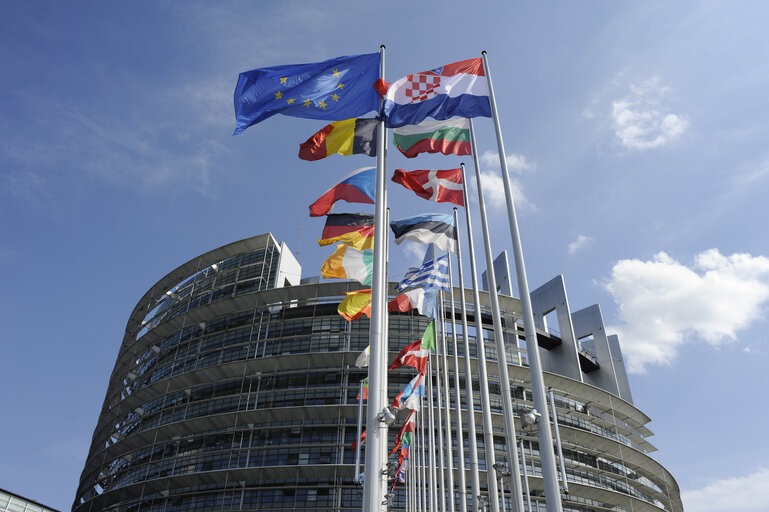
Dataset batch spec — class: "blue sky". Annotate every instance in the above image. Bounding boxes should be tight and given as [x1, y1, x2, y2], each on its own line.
[2, 2, 768, 511]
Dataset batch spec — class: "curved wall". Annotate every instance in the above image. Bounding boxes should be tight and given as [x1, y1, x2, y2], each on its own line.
[73, 236, 682, 512]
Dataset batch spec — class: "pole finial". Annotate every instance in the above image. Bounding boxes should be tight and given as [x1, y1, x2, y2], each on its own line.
[481, 50, 487, 55]
[380, 44, 386, 50]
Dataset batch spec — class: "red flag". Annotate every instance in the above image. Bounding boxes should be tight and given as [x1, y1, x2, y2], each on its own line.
[388, 340, 429, 372]
[350, 429, 366, 451]
[391, 168, 464, 206]
[388, 288, 425, 314]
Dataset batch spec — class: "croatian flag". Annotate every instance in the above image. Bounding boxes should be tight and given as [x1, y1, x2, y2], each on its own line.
[379, 58, 491, 128]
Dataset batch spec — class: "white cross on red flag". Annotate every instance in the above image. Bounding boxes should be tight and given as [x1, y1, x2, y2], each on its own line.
[391, 168, 464, 206]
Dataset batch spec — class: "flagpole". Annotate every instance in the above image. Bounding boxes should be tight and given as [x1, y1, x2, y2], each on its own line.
[364, 44, 389, 512]
[434, 306, 448, 512]
[481, 51, 563, 512]
[447, 242, 468, 512]
[468, 121, 525, 512]
[420, 396, 428, 512]
[355, 379, 365, 482]
[456, 170, 482, 512]
[427, 357, 438, 512]
[458, 163, 500, 512]
[439, 289, 456, 512]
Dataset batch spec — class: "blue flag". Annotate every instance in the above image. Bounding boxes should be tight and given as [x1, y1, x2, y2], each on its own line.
[398, 255, 450, 292]
[234, 53, 381, 134]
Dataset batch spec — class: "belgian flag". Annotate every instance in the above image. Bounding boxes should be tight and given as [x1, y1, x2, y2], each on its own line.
[299, 118, 378, 160]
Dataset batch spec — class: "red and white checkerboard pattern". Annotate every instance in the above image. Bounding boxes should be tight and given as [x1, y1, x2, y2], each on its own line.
[404, 74, 442, 103]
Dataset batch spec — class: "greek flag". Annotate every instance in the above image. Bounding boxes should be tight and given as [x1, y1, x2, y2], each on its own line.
[397, 255, 450, 292]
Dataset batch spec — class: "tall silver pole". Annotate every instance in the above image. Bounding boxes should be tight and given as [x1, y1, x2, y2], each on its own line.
[456, 169, 484, 512]
[355, 379, 365, 482]
[363, 44, 389, 512]
[458, 164, 499, 512]
[440, 290, 456, 512]
[519, 439, 533, 512]
[420, 396, 428, 512]
[427, 357, 438, 512]
[468, 122, 524, 512]
[448, 217, 468, 512]
[481, 51, 563, 512]
[547, 387, 569, 495]
[435, 311, 447, 512]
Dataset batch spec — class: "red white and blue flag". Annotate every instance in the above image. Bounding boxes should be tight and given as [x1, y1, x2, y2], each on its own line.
[378, 58, 491, 128]
[309, 167, 376, 216]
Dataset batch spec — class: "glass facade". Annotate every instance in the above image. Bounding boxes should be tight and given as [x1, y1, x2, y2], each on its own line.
[0, 490, 59, 512]
[74, 235, 681, 512]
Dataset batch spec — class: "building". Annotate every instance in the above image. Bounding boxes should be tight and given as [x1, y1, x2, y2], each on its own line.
[73, 234, 682, 512]
[1, 488, 61, 512]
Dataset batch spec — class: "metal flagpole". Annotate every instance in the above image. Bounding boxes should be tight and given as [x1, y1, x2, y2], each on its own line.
[481, 51, 563, 512]
[440, 290, 456, 512]
[355, 379, 365, 482]
[447, 244, 467, 512]
[519, 439, 533, 512]
[456, 171, 483, 512]
[364, 44, 389, 512]
[458, 162, 500, 512]
[467, 122, 525, 512]
[427, 357, 438, 512]
[434, 299, 448, 512]
[548, 387, 569, 495]
[420, 396, 428, 512]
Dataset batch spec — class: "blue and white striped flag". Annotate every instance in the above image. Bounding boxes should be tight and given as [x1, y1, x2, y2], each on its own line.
[398, 255, 450, 292]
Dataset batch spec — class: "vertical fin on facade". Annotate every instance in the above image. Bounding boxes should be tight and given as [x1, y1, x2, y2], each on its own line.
[530, 275, 583, 382]
[571, 304, 621, 396]
[608, 334, 634, 404]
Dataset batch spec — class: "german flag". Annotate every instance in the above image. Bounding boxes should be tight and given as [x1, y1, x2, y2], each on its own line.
[299, 118, 378, 161]
[318, 213, 374, 251]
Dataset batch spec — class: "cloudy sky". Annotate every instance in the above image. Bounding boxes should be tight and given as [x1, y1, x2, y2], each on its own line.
[2, 2, 768, 511]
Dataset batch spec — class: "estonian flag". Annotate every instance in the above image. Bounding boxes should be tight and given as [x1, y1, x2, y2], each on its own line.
[390, 213, 457, 252]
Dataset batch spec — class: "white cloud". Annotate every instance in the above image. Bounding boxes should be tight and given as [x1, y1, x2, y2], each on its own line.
[568, 234, 594, 254]
[401, 241, 427, 262]
[604, 249, 769, 373]
[474, 151, 535, 210]
[610, 76, 689, 150]
[683, 468, 769, 512]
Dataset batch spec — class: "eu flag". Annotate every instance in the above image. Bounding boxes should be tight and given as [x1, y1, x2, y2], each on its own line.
[233, 53, 381, 134]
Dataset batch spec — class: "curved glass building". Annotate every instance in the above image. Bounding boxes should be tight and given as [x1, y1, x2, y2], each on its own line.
[73, 234, 682, 512]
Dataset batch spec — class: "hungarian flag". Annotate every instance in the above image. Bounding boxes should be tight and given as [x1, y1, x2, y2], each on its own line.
[388, 339, 429, 372]
[318, 213, 374, 251]
[321, 245, 372, 285]
[393, 118, 471, 158]
[392, 168, 464, 206]
[388, 288, 425, 314]
[377, 58, 491, 128]
[338, 289, 372, 321]
[299, 118, 378, 160]
[309, 167, 375, 217]
[421, 320, 436, 351]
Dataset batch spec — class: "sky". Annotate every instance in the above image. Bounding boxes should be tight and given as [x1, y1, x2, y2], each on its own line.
[1, 2, 768, 511]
